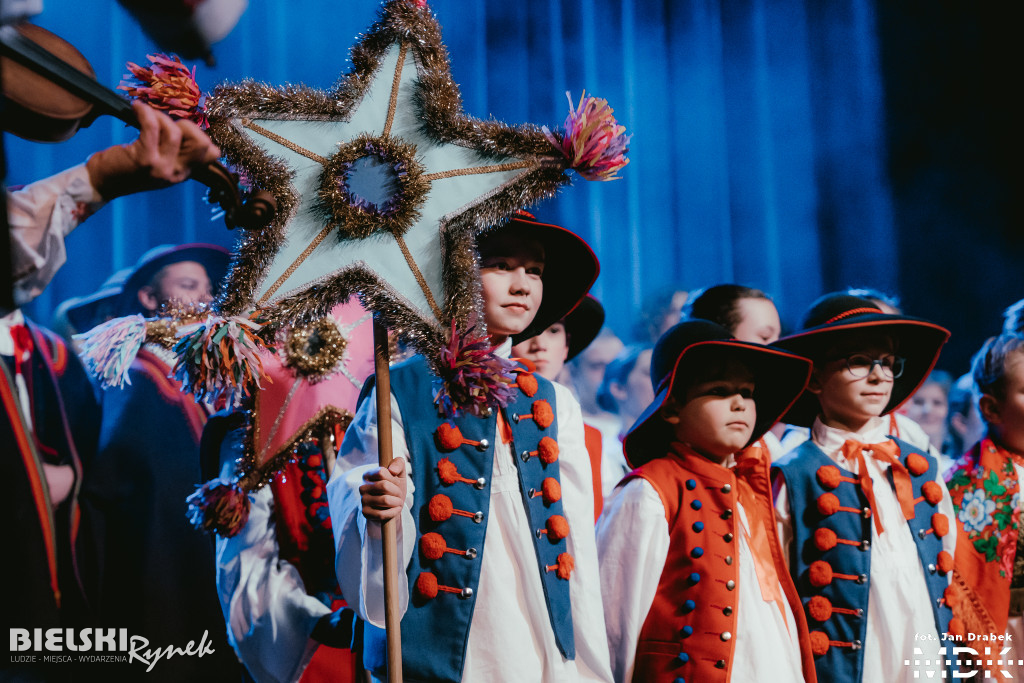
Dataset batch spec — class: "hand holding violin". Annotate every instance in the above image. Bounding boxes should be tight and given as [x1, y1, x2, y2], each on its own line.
[85, 100, 222, 200]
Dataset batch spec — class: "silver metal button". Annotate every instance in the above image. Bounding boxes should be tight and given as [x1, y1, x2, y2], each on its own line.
[465, 548, 478, 559]
[460, 587, 474, 599]
[721, 484, 732, 494]
[476, 439, 489, 451]
[474, 477, 486, 490]
[521, 451, 532, 462]
[725, 556, 734, 565]
[472, 511, 484, 523]
[720, 631, 732, 642]
[726, 580, 736, 591]
[721, 509, 733, 520]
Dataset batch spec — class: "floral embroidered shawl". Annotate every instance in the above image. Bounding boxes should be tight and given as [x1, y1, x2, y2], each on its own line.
[945, 438, 1022, 636]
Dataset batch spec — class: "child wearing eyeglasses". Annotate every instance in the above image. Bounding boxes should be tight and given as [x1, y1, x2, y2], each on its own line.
[771, 293, 960, 683]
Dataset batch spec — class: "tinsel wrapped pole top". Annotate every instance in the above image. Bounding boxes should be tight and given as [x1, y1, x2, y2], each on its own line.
[204, 0, 630, 369]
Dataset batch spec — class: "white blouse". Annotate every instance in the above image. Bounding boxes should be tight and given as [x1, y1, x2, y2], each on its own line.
[327, 341, 613, 683]
[774, 416, 957, 681]
[597, 471, 806, 683]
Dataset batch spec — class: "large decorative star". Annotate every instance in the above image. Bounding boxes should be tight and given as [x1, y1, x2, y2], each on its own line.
[206, 0, 575, 359]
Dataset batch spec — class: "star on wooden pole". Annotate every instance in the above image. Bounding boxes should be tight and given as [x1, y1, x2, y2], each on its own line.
[205, 0, 595, 361]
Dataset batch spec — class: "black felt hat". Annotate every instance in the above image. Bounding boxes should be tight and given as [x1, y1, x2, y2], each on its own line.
[623, 320, 812, 468]
[563, 294, 604, 361]
[478, 211, 599, 344]
[774, 293, 950, 427]
[116, 243, 231, 316]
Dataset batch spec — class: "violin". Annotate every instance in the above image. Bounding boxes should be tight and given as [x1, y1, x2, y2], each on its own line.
[0, 22, 275, 231]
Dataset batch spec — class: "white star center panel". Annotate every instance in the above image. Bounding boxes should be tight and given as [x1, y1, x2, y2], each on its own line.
[232, 42, 536, 325]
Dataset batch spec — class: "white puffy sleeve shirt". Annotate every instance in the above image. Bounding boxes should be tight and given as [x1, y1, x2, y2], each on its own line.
[7, 164, 105, 306]
[774, 416, 957, 682]
[598, 473, 805, 683]
[326, 342, 613, 683]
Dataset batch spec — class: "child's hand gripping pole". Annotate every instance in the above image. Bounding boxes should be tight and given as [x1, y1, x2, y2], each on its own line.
[373, 316, 404, 683]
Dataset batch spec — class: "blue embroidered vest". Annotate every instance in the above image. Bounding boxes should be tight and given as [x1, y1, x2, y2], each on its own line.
[773, 437, 954, 683]
[363, 356, 575, 682]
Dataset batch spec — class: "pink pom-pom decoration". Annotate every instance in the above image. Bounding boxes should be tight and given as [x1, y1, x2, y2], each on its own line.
[543, 91, 630, 182]
[173, 313, 269, 409]
[433, 321, 518, 418]
[186, 478, 250, 537]
[74, 314, 147, 389]
[119, 54, 208, 128]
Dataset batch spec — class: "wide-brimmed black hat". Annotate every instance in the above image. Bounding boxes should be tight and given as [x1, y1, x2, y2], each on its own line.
[478, 211, 599, 344]
[564, 294, 604, 361]
[774, 293, 950, 427]
[64, 267, 132, 332]
[623, 319, 812, 468]
[116, 243, 231, 316]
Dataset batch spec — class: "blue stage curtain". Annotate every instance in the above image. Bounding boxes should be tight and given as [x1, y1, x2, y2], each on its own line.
[8, 0, 897, 341]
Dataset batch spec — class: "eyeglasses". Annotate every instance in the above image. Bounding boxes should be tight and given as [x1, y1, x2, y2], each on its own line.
[837, 353, 906, 379]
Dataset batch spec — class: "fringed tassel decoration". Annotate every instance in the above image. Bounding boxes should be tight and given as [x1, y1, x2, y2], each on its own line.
[543, 91, 630, 182]
[185, 478, 250, 537]
[74, 315, 147, 388]
[119, 53, 208, 128]
[173, 314, 269, 408]
[433, 321, 517, 418]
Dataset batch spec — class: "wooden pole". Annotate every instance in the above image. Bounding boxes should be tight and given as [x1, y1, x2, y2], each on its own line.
[319, 423, 337, 480]
[373, 316, 403, 683]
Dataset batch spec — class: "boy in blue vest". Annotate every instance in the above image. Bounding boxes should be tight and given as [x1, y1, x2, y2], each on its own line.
[596, 319, 816, 683]
[327, 212, 613, 682]
[772, 293, 959, 683]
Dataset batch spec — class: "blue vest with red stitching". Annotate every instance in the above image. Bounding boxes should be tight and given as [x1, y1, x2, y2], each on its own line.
[773, 437, 954, 683]
[362, 356, 575, 682]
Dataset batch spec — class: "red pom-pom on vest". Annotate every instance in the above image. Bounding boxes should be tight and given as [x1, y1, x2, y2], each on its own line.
[438, 458, 459, 485]
[538, 437, 559, 464]
[518, 373, 538, 397]
[906, 453, 929, 476]
[307, 454, 323, 468]
[808, 595, 833, 622]
[921, 481, 943, 506]
[809, 560, 833, 587]
[420, 532, 447, 560]
[817, 493, 840, 516]
[542, 478, 562, 504]
[554, 552, 575, 579]
[932, 513, 949, 537]
[817, 465, 841, 490]
[546, 515, 570, 541]
[809, 631, 831, 656]
[937, 550, 954, 575]
[948, 617, 965, 639]
[416, 572, 438, 599]
[814, 527, 839, 552]
[436, 423, 463, 451]
[533, 400, 554, 429]
[429, 494, 454, 522]
[943, 585, 959, 608]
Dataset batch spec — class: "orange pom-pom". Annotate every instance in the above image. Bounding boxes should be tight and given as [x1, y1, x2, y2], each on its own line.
[307, 454, 323, 468]
[436, 423, 464, 451]
[937, 550, 954, 574]
[545, 515, 570, 541]
[943, 585, 959, 608]
[311, 485, 323, 499]
[555, 552, 575, 579]
[428, 494, 454, 522]
[518, 373, 538, 397]
[807, 595, 833, 622]
[906, 453, 929, 476]
[817, 493, 840, 516]
[438, 458, 460, 485]
[533, 400, 554, 429]
[817, 465, 841, 490]
[541, 477, 562, 504]
[416, 572, 438, 599]
[809, 631, 831, 656]
[932, 513, 949, 537]
[420, 532, 447, 560]
[538, 437, 559, 464]
[814, 527, 839, 552]
[921, 481, 943, 506]
[948, 617, 965, 639]
[809, 560, 833, 587]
